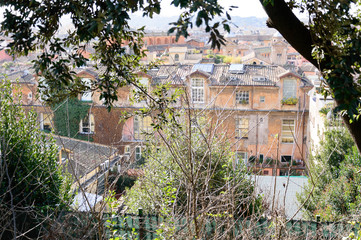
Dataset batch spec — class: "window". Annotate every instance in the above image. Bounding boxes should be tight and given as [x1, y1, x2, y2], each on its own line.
[281, 155, 292, 163]
[235, 151, 248, 166]
[236, 91, 249, 104]
[236, 117, 249, 139]
[260, 96, 265, 103]
[174, 54, 179, 62]
[28, 92, 32, 100]
[134, 116, 152, 140]
[259, 154, 264, 163]
[40, 113, 53, 131]
[124, 145, 130, 155]
[283, 79, 297, 99]
[191, 78, 204, 103]
[135, 146, 142, 161]
[281, 119, 295, 143]
[80, 113, 95, 134]
[81, 78, 92, 101]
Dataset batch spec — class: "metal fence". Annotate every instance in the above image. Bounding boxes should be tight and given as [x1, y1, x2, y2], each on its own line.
[104, 210, 359, 239]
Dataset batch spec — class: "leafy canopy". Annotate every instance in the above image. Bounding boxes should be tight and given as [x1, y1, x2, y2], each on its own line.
[0, 0, 234, 108]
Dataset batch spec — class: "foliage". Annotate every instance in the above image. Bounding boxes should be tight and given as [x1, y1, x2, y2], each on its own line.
[125, 116, 263, 238]
[108, 174, 137, 194]
[281, 97, 298, 105]
[51, 98, 91, 141]
[0, 79, 72, 238]
[319, 106, 331, 115]
[297, 124, 360, 221]
[0, 0, 233, 109]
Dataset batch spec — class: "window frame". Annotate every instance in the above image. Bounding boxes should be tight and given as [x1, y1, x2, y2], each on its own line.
[135, 146, 142, 161]
[260, 96, 265, 103]
[283, 79, 297, 99]
[235, 151, 248, 166]
[80, 113, 95, 134]
[134, 116, 152, 140]
[235, 91, 249, 104]
[281, 155, 292, 163]
[281, 119, 295, 143]
[235, 117, 249, 139]
[191, 78, 204, 103]
[81, 78, 92, 102]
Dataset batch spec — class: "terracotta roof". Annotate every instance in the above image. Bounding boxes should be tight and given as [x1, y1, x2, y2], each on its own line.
[147, 64, 291, 87]
[4, 69, 36, 84]
[0, 49, 12, 62]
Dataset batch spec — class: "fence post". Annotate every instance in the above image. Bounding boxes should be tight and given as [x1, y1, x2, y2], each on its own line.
[316, 215, 321, 238]
[139, 208, 145, 240]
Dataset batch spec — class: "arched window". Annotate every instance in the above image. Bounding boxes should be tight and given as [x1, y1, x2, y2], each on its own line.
[165, 38, 169, 44]
[157, 38, 161, 45]
[175, 54, 179, 62]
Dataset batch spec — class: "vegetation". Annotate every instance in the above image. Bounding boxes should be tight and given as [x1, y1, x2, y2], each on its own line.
[125, 117, 263, 238]
[319, 106, 331, 115]
[261, 0, 361, 152]
[297, 122, 359, 221]
[51, 98, 91, 141]
[0, 79, 72, 239]
[1, 0, 361, 153]
[281, 97, 298, 105]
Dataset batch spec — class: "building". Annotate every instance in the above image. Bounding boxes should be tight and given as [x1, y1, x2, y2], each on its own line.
[10, 62, 313, 176]
[117, 63, 313, 176]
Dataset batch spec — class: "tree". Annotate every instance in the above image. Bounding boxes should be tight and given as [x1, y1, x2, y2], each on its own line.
[2, 0, 360, 153]
[0, 79, 72, 239]
[124, 115, 263, 239]
[297, 120, 361, 221]
[260, 0, 361, 152]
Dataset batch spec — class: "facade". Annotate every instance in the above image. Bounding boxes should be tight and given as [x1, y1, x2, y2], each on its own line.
[11, 62, 313, 176]
[118, 64, 313, 176]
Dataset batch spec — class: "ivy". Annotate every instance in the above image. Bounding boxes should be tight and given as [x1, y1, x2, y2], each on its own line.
[51, 98, 91, 141]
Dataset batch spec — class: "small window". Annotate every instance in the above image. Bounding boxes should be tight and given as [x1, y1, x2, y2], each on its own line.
[28, 92, 32, 100]
[41, 113, 53, 131]
[259, 154, 264, 163]
[81, 78, 92, 101]
[236, 91, 249, 104]
[135, 146, 142, 161]
[235, 152, 248, 166]
[260, 96, 265, 103]
[281, 155, 292, 163]
[124, 145, 130, 155]
[191, 78, 204, 103]
[263, 170, 269, 175]
[174, 54, 179, 62]
[80, 113, 95, 134]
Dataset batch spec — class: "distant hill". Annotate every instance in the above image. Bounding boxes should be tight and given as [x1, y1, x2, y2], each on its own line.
[129, 15, 269, 32]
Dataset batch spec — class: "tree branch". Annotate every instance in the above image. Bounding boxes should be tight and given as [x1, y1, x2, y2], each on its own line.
[260, 0, 320, 68]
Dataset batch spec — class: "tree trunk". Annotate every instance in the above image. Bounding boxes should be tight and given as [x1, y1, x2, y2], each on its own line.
[259, 0, 361, 153]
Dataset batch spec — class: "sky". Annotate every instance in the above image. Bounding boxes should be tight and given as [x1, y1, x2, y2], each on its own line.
[156, 0, 268, 18]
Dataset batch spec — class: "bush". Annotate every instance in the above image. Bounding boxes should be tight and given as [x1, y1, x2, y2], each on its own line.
[0, 79, 72, 239]
[281, 97, 298, 105]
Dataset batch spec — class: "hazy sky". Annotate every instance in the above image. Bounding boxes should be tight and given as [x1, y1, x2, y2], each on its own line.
[157, 0, 268, 17]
